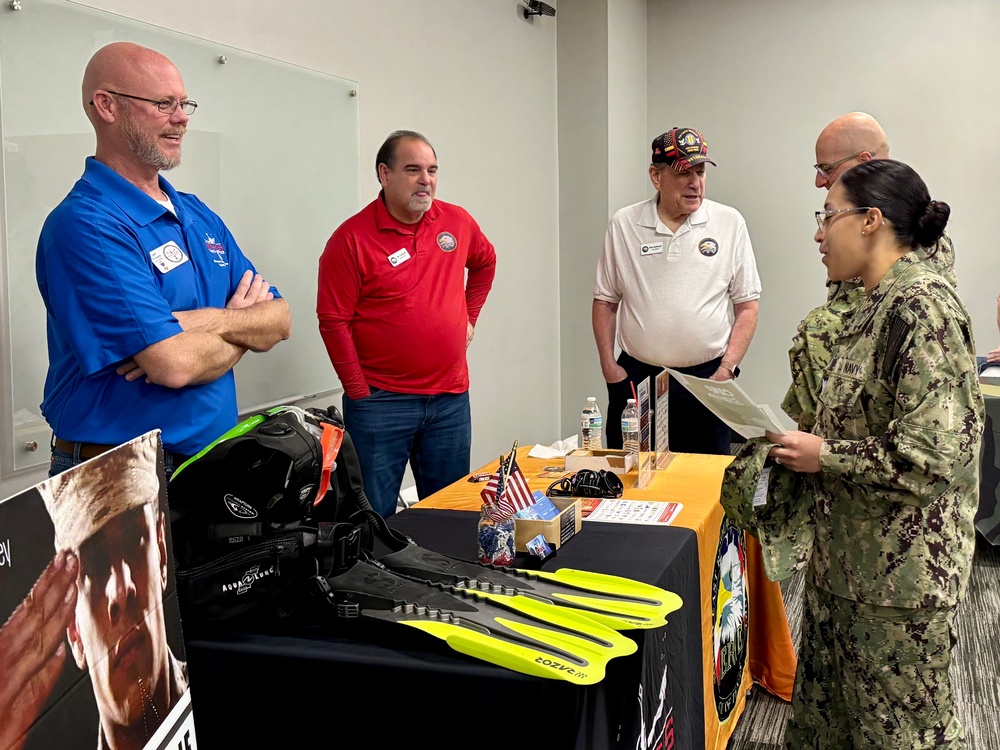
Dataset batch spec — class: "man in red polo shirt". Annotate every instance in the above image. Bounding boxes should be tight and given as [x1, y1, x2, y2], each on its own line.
[317, 130, 496, 518]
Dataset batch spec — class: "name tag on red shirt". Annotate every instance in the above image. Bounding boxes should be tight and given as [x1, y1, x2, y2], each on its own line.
[388, 248, 411, 267]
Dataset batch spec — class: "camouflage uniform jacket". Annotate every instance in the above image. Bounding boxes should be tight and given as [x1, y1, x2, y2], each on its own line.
[782, 232, 956, 431]
[780, 285, 864, 431]
[811, 252, 983, 608]
[824, 230, 957, 304]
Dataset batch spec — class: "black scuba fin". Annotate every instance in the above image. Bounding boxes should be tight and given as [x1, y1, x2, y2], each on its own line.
[359, 510, 683, 631]
[315, 558, 636, 685]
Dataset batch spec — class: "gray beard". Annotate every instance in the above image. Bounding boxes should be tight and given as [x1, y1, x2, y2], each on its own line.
[121, 113, 181, 171]
[409, 195, 433, 213]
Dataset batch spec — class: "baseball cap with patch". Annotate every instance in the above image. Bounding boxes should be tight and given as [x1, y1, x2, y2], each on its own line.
[651, 127, 717, 172]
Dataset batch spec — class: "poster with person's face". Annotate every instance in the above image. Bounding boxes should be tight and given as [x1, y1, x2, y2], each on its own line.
[0, 431, 196, 750]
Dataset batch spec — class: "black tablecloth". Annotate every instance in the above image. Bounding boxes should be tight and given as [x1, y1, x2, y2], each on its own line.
[185, 510, 703, 749]
[978, 396, 1000, 545]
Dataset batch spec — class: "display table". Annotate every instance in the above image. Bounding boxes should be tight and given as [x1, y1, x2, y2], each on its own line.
[415, 447, 797, 749]
[978, 387, 1000, 545]
[184, 511, 702, 749]
[183, 447, 796, 750]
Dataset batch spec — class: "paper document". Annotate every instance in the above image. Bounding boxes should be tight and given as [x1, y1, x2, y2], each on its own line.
[528, 435, 579, 459]
[580, 498, 684, 525]
[666, 369, 787, 438]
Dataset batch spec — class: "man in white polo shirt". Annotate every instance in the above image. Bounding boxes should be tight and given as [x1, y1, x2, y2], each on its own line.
[592, 127, 761, 454]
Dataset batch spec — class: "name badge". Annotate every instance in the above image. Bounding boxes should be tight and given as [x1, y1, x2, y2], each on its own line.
[640, 242, 663, 256]
[149, 241, 189, 273]
[388, 248, 411, 267]
[753, 467, 771, 507]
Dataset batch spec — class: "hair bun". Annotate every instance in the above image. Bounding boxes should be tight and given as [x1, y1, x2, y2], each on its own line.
[914, 199, 950, 247]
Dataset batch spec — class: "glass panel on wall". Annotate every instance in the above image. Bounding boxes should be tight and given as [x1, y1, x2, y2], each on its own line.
[0, 0, 360, 473]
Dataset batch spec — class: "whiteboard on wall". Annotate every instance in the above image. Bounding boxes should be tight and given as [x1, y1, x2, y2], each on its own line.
[0, 0, 359, 474]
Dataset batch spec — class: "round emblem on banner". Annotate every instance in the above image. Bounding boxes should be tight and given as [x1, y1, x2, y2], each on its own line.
[712, 516, 748, 722]
[164, 244, 183, 263]
[699, 238, 719, 257]
[437, 232, 458, 252]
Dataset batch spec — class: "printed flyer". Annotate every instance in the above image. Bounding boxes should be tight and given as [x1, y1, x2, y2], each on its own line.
[666, 369, 788, 439]
[580, 498, 684, 525]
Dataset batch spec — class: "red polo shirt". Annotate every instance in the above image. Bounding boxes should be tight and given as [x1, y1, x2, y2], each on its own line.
[317, 194, 496, 399]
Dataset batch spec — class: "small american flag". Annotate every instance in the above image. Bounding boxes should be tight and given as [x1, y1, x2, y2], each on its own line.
[481, 449, 534, 521]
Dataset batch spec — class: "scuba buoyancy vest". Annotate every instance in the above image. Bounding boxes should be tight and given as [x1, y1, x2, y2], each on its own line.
[167, 404, 372, 631]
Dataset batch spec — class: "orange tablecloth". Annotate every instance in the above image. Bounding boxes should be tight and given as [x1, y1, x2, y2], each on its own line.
[415, 447, 797, 750]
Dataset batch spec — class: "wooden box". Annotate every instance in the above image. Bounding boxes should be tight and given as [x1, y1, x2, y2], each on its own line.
[565, 448, 635, 475]
[514, 497, 582, 551]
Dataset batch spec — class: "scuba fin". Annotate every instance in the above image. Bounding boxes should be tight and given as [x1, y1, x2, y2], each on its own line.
[314, 557, 637, 685]
[361, 510, 683, 631]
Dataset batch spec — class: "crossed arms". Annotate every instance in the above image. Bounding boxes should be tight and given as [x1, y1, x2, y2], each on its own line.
[117, 270, 291, 388]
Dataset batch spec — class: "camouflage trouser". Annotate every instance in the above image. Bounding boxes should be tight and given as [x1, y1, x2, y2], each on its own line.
[785, 582, 964, 749]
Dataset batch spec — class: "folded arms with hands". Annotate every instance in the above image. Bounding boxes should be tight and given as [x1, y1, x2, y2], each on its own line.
[116, 270, 291, 388]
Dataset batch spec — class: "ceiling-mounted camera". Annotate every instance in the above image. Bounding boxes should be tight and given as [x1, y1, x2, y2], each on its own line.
[523, 0, 555, 19]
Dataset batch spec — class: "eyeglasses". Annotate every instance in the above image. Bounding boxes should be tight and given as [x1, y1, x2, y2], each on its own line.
[94, 90, 198, 115]
[813, 152, 863, 180]
[814, 207, 874, 231]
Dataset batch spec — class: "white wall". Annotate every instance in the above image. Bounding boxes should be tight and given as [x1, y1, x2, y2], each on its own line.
[0, 0, 562, 497]
[557, 1, 610, 441]
[608, 0, 650, 214]
[557, 0, 648, 442]
[647, 0, 1000, 418]
[6, 0, 999, 497]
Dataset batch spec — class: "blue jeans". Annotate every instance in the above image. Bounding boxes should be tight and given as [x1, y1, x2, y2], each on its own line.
[50, 443, 188, 479]
[342, 388, 472, 519]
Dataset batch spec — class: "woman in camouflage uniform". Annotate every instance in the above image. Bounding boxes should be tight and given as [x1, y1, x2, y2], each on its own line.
[766, 159, 983, 749]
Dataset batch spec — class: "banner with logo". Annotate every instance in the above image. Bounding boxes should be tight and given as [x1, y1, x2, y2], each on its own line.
[0, 431, 196, 750]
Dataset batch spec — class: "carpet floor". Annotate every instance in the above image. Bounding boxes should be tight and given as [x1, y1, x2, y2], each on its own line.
[726, 537, 1000, 749]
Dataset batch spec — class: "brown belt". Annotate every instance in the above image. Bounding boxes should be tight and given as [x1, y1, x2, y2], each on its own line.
[54, 437, 192, 465]
[54, 437, 117, 460]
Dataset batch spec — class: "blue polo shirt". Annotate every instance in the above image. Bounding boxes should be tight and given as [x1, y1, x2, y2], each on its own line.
[36, 157, 280, 456]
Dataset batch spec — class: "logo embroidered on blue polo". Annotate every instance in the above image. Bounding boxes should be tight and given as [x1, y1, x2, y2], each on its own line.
[205, 233, 228, 267]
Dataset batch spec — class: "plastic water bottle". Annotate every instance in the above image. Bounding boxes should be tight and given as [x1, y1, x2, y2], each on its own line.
[622, 398, 639, 456]
[581, 397, 603, 450]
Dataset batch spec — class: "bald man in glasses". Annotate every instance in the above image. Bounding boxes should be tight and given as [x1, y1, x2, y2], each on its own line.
[36, 42, 291, 479]
[813, 112, 957, 300]
[782, 112, 958, 431]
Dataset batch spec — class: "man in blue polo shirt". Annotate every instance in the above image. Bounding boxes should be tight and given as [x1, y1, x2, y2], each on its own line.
[36, 41, 291, 477]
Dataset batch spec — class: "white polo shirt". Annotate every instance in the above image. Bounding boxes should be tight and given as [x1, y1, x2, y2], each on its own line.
[594, 197, 761, 368]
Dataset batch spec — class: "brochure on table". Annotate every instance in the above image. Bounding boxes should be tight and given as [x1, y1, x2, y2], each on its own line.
[635, 378, 653, 489]
[581, 498, 684, 525]
[654, 371, 672, 469]
[665, 369, 787, 438]
[0, 431, 196, 750]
